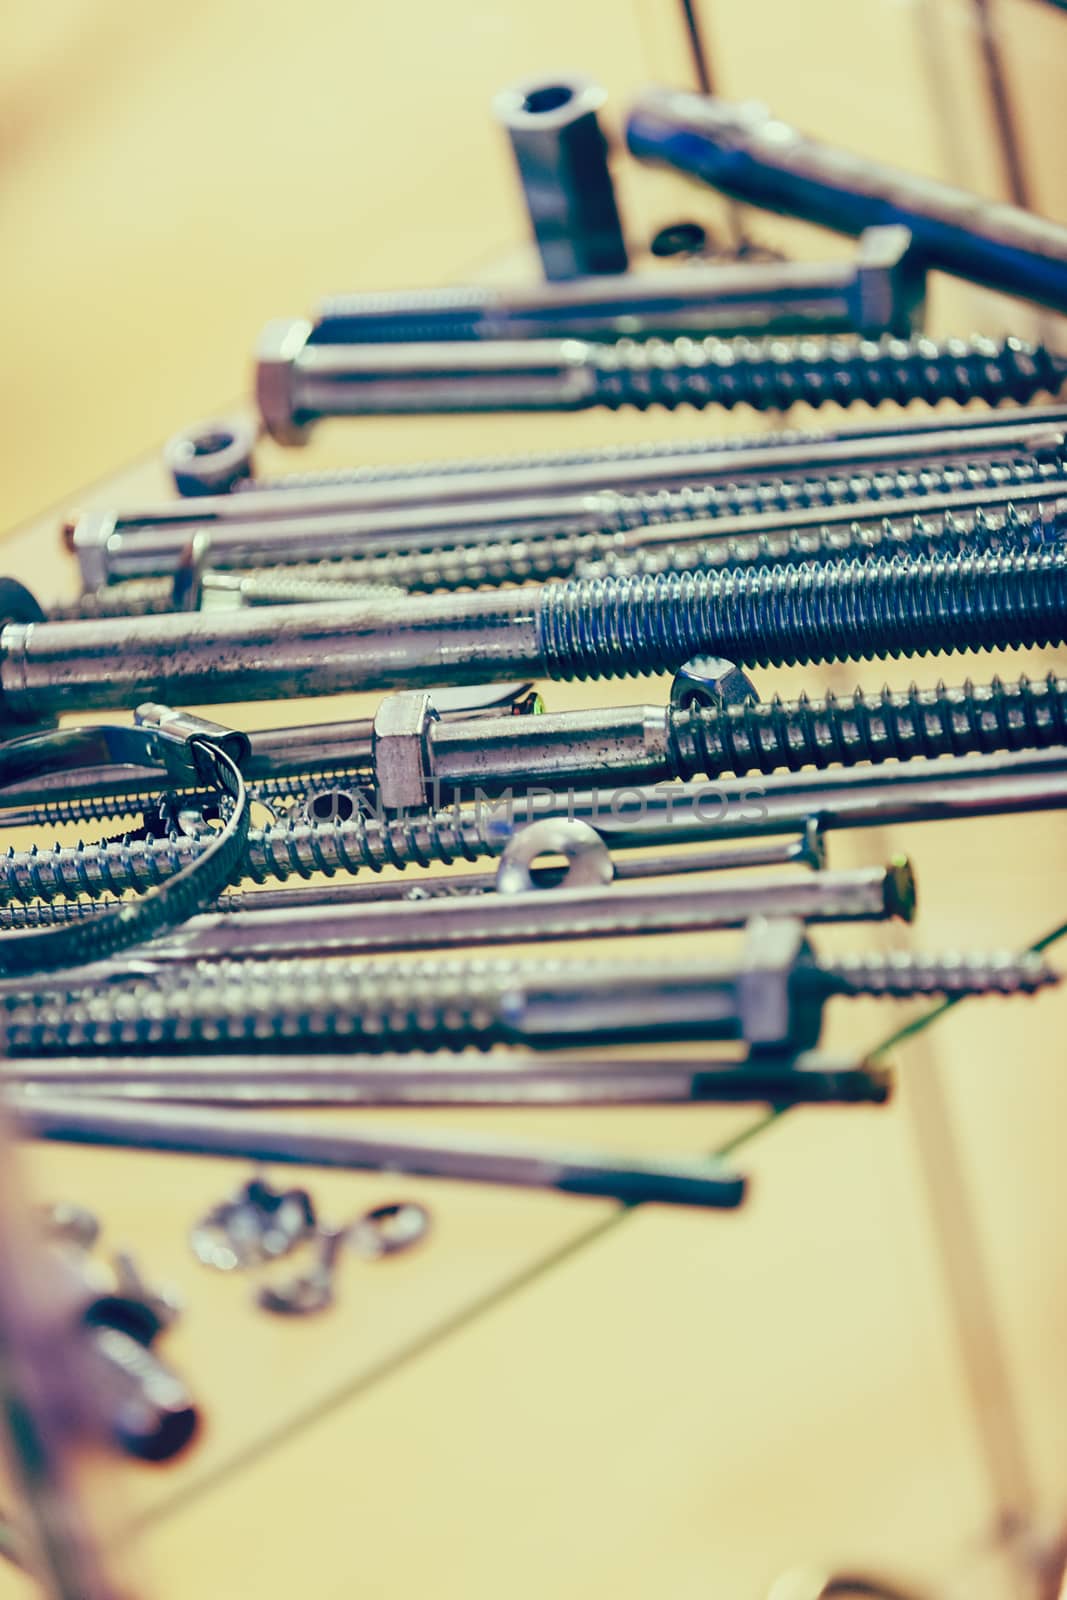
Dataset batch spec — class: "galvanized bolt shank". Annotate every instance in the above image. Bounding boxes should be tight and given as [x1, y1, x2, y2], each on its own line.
[70, 436, 1067, 587]
[1, 936, 1054, 1057]
[308, 227, 924, 345]
[1, 549, 1064, 723]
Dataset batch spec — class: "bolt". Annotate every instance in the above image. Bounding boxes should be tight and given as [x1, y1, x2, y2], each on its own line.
[64, 495, 1054, 611]
[0, 936, 1055, 1057]
[255, 329, 1066, 442]
[1, 546, 1064, 724]
[223, 401, 1067, 500]
[306, 226, 923, 346]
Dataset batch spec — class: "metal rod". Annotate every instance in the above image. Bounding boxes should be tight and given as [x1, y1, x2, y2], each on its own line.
[1, 547, 1063, 722]
[307, 228, 924, 344]
[3, 1051, 891, 1107]
[97, 862, 915, 965]
[70, 431, 1067, 583]
[12, 1097, 748, 1210]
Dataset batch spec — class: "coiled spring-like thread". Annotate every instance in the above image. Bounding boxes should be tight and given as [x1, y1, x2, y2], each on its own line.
[8, 764, 371, 832]
[669, 673, 1067, 778]
[587, 335, 1066, 412]
[821, 950, 1056, 995]
[66, 482, 1066, 616]
[1, 956, 557, 1054]
[1, 950, 1054, 1055]
[538, 549, 1067, 676]
[599, 504, 1058, 583]
[0, 807, 502, 907]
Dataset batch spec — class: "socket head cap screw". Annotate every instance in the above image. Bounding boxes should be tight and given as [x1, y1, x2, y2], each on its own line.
[256, 317, 312, 445]
[671, 655, 758, 711]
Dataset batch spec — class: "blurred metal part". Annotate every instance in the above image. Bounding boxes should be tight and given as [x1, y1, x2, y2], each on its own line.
[307, 227, 923, 345]
[13, 1097, 748, 1211]
[493, 74, 628, 281]
[626, 89, 1067, 313]
[3, 1051, 892, 1108]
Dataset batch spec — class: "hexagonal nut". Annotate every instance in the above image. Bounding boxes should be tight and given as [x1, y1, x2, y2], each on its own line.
[670, 656, 758, 712]
[372, 692, 439, 811]
[255, 318, 313, 445]
[164, 418, 256, 496]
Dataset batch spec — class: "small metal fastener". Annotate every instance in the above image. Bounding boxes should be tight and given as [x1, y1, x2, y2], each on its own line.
[164, 419, 257, 496]
[494, 817, 614, 895]
[257, 1225, 347, 1316]
[190, 1175, 317, 1272]
[671, 656, 759, 711]
[257, 1201, 430, 1315]
[371, 691, 439, 811]
[348, 1202, 431, 1260]
[650, 220, 709, 258]
[494, 73, 628, 282]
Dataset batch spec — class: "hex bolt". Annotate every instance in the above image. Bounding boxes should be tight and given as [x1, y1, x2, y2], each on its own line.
[0, 930, 1055, 1057]
[625, 89, 1067, 315]
[0, 545, 1062, 726]
[254, 328, 1066, 443]
[493, 74, 628, 281]
[306, 226, 924, 346]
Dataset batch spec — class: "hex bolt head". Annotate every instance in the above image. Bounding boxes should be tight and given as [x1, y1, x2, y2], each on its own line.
[372, 691, 440, 810]
[736, 917, 813, 1050]
[853, 225, 927, 336]
[256, 318, 313, 445]
[670, 656, 758, 711]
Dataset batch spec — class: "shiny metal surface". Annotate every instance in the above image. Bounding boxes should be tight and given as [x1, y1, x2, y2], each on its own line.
[13, 1098, 748, 1211]
[626, 89, 1067, 313]
[310, 227, 924, 342]
[117, 861, 914, 964]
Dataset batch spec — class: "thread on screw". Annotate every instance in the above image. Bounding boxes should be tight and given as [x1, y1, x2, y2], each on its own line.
[668, 673, 1067, 779]
[586, 334, 1066, 412]
[538, 548, 1067, 677]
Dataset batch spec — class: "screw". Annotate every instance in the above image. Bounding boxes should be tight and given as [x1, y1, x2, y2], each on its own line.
[255, 329, 1066, 442]
[68, 495, 1052, 608]
[217, 402, 1067, 500]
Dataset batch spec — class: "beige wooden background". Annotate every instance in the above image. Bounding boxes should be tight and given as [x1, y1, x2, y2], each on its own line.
[1, 3, 1066, 1597]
